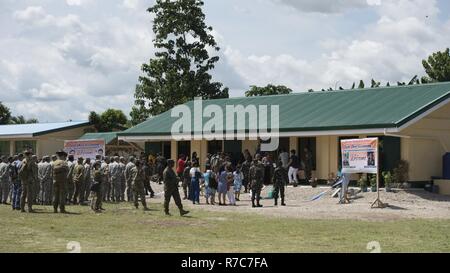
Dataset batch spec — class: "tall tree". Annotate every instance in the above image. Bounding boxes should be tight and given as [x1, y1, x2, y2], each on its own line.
[245, 84, 293, 97]
[0, 102, 12, 125]
[131, 0, 229, 125]
[422, 48, 450, 82]
[89, 109, 128, 132]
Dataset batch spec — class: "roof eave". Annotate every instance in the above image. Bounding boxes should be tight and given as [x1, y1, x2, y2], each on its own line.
[32, 122, 92, 137]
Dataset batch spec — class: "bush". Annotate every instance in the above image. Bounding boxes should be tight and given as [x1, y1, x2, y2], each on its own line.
[393, 160, 409, 186]
[382, 171, 393, 187]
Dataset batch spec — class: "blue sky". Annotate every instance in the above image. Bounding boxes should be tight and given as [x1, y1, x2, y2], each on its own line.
[0, 0, 449, 122]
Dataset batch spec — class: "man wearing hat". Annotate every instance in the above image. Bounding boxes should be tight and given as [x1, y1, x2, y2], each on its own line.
[53, 150, 69, 213]
[38, 156, 53, 205]
[18, 150, 35, 212]
[163, 159, 189, 216]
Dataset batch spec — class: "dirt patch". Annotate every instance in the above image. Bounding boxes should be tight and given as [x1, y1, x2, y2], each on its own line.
[147, 183, 450, 221]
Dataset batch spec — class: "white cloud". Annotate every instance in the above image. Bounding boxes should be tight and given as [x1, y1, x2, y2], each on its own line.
[222, 0, 450, 92]
[273, 0, 368, 14]
[1, 0, 450, 122]
[1, 2, 154, 121]
[66, 0, 91, 6]
[122, 0, 140, 9]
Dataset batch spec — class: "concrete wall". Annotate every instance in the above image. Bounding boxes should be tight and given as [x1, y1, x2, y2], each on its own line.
[2, 125, 92, 158]
[399, 102, 450, 181]
[36, 125, 92, 158]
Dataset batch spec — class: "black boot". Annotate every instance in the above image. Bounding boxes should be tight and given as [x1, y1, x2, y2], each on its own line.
[274, 199, 278, 206]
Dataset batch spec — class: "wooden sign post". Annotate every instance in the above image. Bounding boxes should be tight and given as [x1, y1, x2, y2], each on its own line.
[371, 138, 387, 208]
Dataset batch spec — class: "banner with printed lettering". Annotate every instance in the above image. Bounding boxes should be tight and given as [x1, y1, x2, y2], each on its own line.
[64, 139, 105, 160]
[340, 138, 378, 174]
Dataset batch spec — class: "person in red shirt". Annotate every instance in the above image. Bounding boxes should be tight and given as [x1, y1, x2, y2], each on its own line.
[176, 154, 188, 180]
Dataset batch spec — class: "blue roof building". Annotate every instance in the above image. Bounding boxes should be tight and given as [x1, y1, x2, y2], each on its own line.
[0, 121, 92, 157]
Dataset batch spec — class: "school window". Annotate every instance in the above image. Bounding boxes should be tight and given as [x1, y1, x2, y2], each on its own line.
[15, 140, 36, 154]
[298, 137, 316, 170]
[0, 141, 10, 156]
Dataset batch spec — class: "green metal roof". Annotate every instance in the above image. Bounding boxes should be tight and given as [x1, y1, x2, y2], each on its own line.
[79, 132, 118, 144]
[119, 82, 450, 136]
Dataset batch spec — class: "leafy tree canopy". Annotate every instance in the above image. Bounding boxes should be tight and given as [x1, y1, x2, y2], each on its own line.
[131, 0, 229, 125]
[89, 109, 128, 132]
[245, 84, 293, 97]
[422, 48, 450, 82]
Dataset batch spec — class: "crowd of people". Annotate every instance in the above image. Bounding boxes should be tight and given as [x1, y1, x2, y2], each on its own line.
[0, 146, 314, 215]
[0, 150, 189, 216]
[175, 147, 313, 208]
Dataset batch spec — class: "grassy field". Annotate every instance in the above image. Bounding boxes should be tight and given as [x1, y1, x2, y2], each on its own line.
[1, 202, 449, 253]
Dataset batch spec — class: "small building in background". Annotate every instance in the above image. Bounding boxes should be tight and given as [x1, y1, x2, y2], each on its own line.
[78, 132, 143, 158]
[0, 121, 92, 158]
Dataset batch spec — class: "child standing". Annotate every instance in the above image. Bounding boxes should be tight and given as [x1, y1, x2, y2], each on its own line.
[233, 164, 243, 201]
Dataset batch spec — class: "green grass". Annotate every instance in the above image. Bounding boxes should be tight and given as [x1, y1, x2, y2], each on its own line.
[1, 202, 449, 253]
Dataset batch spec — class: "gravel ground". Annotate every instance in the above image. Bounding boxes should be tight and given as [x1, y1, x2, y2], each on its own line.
[147, 183, 450, 221]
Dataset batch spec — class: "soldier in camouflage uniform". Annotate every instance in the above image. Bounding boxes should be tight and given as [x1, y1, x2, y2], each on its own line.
[130, 160, 148, 210]
[109, 156, 121, 202]
[53, 150, 69, 213]
[38, 156, 53, 205]
[119, 157, 126, 202]
[90, 161, 103, 212]
[82, 158, 92, 203]
[31, 155, 39, 204]
[163, 159, 189, 216]
[124, 156, 135, 202]
[72, 157, 85, 204]
[101, 157, 110, 202]
[66, 155, 75, 203]
[241, 156, 252, 193]
[272, 160, 287, 206]
[19, 151, 35, 213]
[249, 154, 264, 208]
[0, 156, 10, 204]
